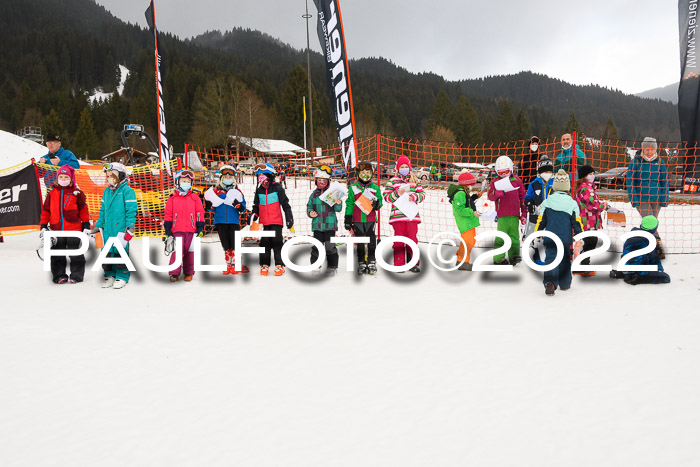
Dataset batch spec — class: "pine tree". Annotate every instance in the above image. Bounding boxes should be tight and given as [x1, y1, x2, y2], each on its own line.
[41, 109, 65, 140]
[565, 110, 581, 133]
[482, 114, 496, 144]
[494, 100, 516, 142]
[278, 65, 321, 146]
[452, 96, 481, 144]
[602, 117, 619, 141]
[427, 91, 453, 134]
[73, 107, 99, 159]
[514, 109, 532, 141]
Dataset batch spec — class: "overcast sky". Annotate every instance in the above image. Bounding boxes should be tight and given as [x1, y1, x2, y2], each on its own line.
[95, 0, 679, 95]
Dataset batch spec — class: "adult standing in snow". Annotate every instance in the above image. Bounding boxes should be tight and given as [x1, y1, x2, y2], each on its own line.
[554, 133, 586, 180]
[38, 133, 80, 169]
[518, 136, 543, 188]
[625, 137, 668, 257]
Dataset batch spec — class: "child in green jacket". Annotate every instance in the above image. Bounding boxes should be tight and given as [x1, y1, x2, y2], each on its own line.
[307, 166, 343, 276]
[344, 161, 383, 275]
[448, 172, 481, 271]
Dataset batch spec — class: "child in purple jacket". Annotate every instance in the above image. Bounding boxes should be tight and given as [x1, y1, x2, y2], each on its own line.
[487, 155, 526, 265]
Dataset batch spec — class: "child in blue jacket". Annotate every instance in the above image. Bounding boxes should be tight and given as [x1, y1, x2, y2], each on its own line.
[535, 169, 584, 296]
[610, 216, 670, 285]
[204, 165, 248, 275]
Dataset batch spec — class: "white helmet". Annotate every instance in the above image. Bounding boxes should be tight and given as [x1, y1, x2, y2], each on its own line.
[313, 167, 331, 179]
[495, 156, 513, 174]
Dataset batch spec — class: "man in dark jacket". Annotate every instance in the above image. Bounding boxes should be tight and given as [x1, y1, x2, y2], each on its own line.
[519, 136, 543, 187]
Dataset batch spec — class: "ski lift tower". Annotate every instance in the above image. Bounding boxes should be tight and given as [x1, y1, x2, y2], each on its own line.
[121, 124, 159, 166]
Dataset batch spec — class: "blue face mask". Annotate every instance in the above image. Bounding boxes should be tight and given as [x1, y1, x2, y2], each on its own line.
[399, 167, 410, 176]
[179, 182, 192, 192]
[222, 178, 234, 186]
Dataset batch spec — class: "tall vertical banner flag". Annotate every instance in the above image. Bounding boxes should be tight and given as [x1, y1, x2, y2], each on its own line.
[313, 0, 358, 169]
[145, 0, 170, 164]
[678, 0, 700, 191]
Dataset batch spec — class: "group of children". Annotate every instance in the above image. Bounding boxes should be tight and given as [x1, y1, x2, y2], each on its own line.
[40, 152, 670, 292]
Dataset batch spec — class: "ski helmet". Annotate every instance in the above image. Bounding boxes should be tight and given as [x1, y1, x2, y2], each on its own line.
[494, 156, 513, 174]
[253, 162, 276, 176]
[218, 164, 236, 177]
[313, 165, 332, 179]
[103, 162, 128, 181]
[537, 155, 553, 174]
[174, 169, 195, 186]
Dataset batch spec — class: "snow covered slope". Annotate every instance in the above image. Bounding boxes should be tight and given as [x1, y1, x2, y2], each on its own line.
[0, 130, 47, 169]
[0, 233, 699, 466]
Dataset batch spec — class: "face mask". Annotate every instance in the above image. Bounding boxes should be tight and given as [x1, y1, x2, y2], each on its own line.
[58, 179, 71, 187]
[179, 182, 192, 192]
[222, 178, 235, 186]
[359, 172, 372, 182]
[108, 176, 119, 187]
[399, 167, 410, 176]
[643, 152, 657, 161]
[585, 173, 595, 183]
[258, 175, 268, 186]
[316, 179, 329, 189]
[562, 143, 571, 151]
[541, 172, 553, 181]
[530, 144, 539, 152]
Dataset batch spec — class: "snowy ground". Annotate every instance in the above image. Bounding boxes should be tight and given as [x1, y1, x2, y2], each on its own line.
[1, 233, 700, 466]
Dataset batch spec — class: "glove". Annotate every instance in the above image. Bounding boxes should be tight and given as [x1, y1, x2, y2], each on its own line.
[344, 215, 353, 231]
[39, 228, 57, 249]
[286, 220, 294, 229]
[163, 221, 173, 237]
[233, 203, 245, 212]
[195, 221, 205, 237]
[164, 236, 175, 255]
[371, 199, 381, 211]
[527, 203, 536, 215]
[116, 231, 132, 248]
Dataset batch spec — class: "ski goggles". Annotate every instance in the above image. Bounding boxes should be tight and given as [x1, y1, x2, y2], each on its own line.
[219, 168, 236, 176]
[317, 165, 332, 176]
[102, 163, 116, 172]
[177, 169, 195, 180]
[253, 163, 275, 174]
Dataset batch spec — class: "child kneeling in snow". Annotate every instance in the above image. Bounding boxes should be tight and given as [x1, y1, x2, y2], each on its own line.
[610, 215, 670, 285]
[164, 169, 205, 282]
[448, 171, 480, 271]
[535, 169, 584, 296]
[204, 165, 248, 275]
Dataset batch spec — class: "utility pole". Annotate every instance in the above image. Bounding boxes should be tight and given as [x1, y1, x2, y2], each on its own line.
[303, 0, 314, 151]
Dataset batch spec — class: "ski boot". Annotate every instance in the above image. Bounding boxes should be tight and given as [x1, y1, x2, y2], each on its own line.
[102, 277, 116, 288]
[494, 258, 509, 266]
[260, 266, 270, 276]
[325, 267, 338, 277]
[274, 265, 285, 276]
[545, 282, 555, 296]
[184, 275, 193, 282]
[511, 255, 522, 266]
[656, 239, 665, 259]
[358, 262, 368, 275]
[458, 261, 472, 271]
[367, 261, 377, 275]
[312, 267, 323, 277]
[409, 264, 421, 273]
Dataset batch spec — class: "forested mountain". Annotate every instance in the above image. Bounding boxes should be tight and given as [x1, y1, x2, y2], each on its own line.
[0, 0, 681, 160]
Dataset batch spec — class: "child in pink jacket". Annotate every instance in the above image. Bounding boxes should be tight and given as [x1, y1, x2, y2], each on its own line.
[573, 164, 607, 276]
[163, 169, 205, 282]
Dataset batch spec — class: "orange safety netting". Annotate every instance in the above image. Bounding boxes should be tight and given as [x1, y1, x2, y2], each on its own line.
[34, 159, 178, 238]
[189, 134, 700, 254]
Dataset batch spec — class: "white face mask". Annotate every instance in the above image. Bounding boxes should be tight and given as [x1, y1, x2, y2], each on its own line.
[562, 143, 571, 151]
[530, 144, 539, 152]
[541, 172, 553, 181]
[585, 173, 595, 183]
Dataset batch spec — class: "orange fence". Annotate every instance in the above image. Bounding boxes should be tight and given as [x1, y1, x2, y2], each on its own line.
[34, 159, 177, 238]
[189, 134, 700, 254]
